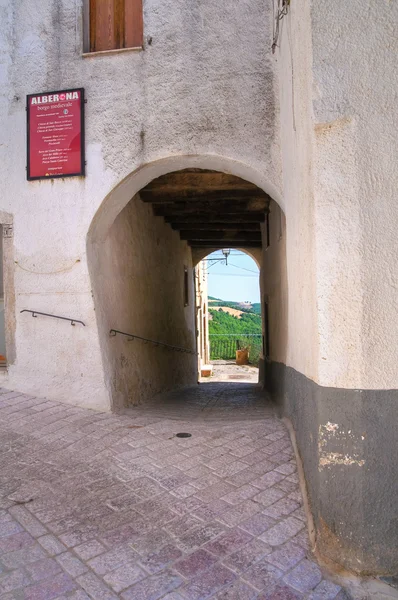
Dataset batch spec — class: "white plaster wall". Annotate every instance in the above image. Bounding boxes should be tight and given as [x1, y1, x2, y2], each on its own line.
[274, 0, 398, 390]
[91, 195, 196, 410]
[311, 0, 398, 388]
[0, 0, 281, 407]
[261, 201, 288, 365]
[274, 0, 319, 383]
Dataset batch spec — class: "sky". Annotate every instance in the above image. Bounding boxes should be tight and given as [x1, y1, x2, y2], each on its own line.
[205, 250, 260, 303]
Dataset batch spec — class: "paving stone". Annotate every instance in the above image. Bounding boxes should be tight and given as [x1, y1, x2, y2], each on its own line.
[307, 579, 342, 599]
[277, 480, 299, 494]
[37, 534, 67, 556]
[224, 468, 258, 487]
[213, 579, 258, 599]
[130, 529, 175, 557]
[164, 514, 203, 537]
[203, 528, 253, 558]
[229, 444, 258, 458]
[190, 474, 221, 491]
[138, 544, 182, 574]
[170, 483, 198, 498]
[54, 591, 91, 600]
[176, 522, 225, 552]
[221, 484, 258, 505]
[238, 511, 277, 536]
[289, 507, 306, 522]
[223, 538, 272, 573]
[0, 387, 352, 600]
[283, 559, 323, 593]
[241, 559, 283, 592]
[180, 564, 236, 600]
[213, 461, 249, 478]
[73, 539, 107, 560]
[1, 543, 47, 569]
[257, 583, 303, 599]
[7, 506, 52, 538]
[265, 542, 306, 571]
[26, 557, 63, 582]
[216, 499, 262, 527]
[192, 499, 230, 522]
[194, 482, 236, 503]
[88, 544, 139, 575]
[56, 552, 88, 576]
[23, 572, 76, 600]
[292, 530, 310, 551]
[104, 562, 146, 592]
[275, 463, 297, 476]
[260, 517, 305, 546]
[174, 548, 218, 578]
[0, 531, 35, 554]
[0, 521, 23, 538]
[77, 572, 119, 600]
[0, 569, 31, 594]
[121, 569, 183, 600]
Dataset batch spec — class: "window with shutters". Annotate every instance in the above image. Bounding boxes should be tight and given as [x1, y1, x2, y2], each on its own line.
[85, 0, 143, 53]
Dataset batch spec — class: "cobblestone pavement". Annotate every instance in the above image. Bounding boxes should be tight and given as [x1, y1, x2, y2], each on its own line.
[0, 384, 351, 600]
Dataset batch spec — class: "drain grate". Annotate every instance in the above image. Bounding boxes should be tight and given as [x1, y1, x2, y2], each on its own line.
[176, 432, 192, 438]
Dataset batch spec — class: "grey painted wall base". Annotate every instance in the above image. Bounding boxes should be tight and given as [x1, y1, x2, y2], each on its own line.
[264, 361, 398, 576]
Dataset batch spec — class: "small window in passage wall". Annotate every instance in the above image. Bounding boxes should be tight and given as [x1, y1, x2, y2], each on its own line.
[265, 212, 270, 249]
[264, 295, 270, 359]
[184, 267, 189, 307]
[86, 0, 143, 53]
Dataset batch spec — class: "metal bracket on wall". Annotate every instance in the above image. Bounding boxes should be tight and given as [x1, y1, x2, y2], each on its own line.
[20, 310, 85, 327]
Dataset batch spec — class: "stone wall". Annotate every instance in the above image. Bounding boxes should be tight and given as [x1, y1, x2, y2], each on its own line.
[89, 194, 196, 410]
[0, 0, 280, 407]
[265, 0, 398, 575]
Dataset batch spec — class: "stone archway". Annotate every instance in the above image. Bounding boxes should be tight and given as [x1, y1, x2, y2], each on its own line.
[86, 155, 283, 411]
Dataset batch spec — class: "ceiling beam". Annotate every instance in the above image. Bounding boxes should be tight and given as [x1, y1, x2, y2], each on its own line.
[140, 190, 269, 203]
[164, 213, 266, 223]
[170, 222, 261, 231]
[180, 231, 262, 242]
[143, 170, 260, 192]
[153, 200, 268, 216]
[189, 241, 262, 248]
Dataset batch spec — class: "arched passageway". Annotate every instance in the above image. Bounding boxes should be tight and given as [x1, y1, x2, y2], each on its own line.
[87, 165, 282, 411]
[197, 249, 262, 385]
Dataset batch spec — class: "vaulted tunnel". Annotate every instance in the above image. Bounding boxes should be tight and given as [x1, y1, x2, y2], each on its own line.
[88, 167, 277, 411]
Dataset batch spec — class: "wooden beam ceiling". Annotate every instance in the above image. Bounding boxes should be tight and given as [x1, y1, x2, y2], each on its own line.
[139, 169, 269, 249]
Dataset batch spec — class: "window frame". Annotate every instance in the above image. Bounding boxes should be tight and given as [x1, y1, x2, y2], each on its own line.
[83, 0, 144, 55]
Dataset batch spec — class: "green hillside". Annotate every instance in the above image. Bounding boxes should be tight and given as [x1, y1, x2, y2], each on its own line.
[209, 309, 261, 334]
[208, 306, 262, 364]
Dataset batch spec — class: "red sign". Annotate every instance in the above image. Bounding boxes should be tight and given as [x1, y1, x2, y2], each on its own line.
[27, 88, 85, 180]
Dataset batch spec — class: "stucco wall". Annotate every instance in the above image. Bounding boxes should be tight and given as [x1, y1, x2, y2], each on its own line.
[268, 0, 398, 574]
[0, 0, 281, 407]
[89, 194, 196, 410]
[275, 0, 319, 385]
[261, 200, 288, 367]
[311, 0, 398, 390]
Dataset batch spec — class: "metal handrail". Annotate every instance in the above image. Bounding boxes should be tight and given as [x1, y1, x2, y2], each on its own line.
[110, 329, 197, 355]
[20, 310, 85, 327]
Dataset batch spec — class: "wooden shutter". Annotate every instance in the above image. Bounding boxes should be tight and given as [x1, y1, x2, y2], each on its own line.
[89, 0, 143, 52]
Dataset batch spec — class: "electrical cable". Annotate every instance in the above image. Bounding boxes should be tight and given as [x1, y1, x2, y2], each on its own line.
[228, 262, 259, 274]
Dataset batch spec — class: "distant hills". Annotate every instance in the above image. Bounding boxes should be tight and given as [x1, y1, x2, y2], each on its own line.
[208, 297, 261, 315]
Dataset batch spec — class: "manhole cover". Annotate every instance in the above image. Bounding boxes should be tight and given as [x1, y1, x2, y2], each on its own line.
[176, 433, 192, 438]
[228, 374, 249, 380]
